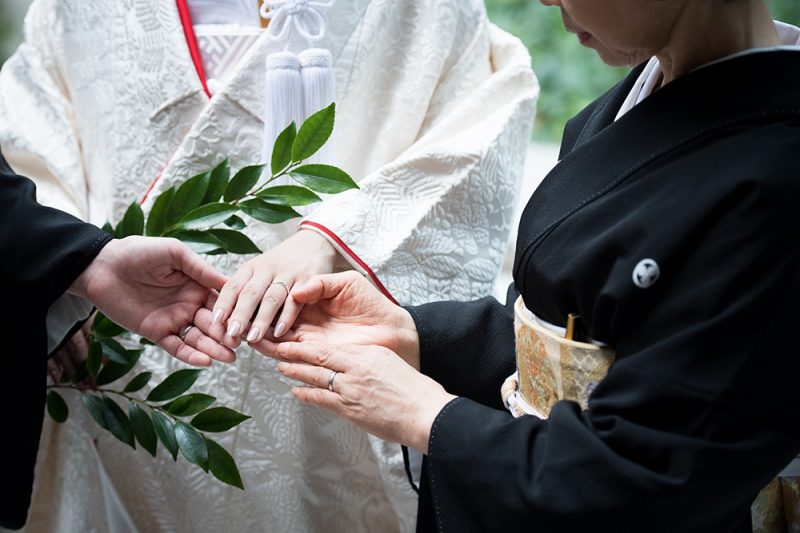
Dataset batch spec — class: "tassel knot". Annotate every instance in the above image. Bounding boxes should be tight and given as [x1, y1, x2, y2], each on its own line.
[260, 0, 334, 43]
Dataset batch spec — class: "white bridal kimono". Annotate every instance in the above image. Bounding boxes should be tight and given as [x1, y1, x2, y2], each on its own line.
[0, 0, 538, 531]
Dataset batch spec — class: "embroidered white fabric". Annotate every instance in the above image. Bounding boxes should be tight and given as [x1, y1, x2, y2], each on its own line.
[187, 0, 262, 26]
[0, 1, 538, 532]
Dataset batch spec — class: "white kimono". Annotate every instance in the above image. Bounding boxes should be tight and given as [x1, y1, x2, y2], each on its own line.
[0, 0, 538, 531]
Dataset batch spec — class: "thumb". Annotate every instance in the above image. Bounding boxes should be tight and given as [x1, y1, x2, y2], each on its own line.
[291, 271, 362, 304]
[172, 241, 228, 290]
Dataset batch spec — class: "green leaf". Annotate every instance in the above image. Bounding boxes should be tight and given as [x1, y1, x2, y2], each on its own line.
[256, 185, 321, 206]
[95, 361, 136, 386]
[271, 122, 297, 174]
[70, 360, 90, 385]
[146, 187, 175, 236]
[91, 313, 126, 338]
[101, 222, 114, 234]
[83, 394, 108, 430]
[167, 171, 211, 227]
[292, 103, 335, 162]
[165, 394, 216, 417]
[223, 164, 264, 202]
[206, 438, 244, 489]
[129, 403, 158, 457]
[102, 397, 136, 449]
[119, 202, 145, 237]
[223, 215, 246, 230]
[86, 340, 103, 378]
[46, 390, 69, 423]
[123, 371, 152, 393]
[100, 338, 133, 365]
[172, 203, 238, 231]
[207, 229, 261, 254]
[175, 421, 208, 471]
[204, 159, 231, 203]
[290, 164, 358, 194]
[167, 230, 226, 255]
[147, 369, 203, 402]
[151, 410, 179, 460]
[139, 337, 156, 346]
[240, 199, 300, 224]
[191, 407, 251, 433]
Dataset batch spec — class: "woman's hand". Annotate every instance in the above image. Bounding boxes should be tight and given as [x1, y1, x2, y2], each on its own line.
[212, 230, 338, 344]
[250, 271, 421, 369]
[48, 320, 92, 383]
[275, 342, 456, 454]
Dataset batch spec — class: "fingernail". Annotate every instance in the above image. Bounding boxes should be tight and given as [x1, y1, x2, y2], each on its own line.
[246, 327, 261, 343]
[212, 309, 224, 325]
[227, 320, 241, 337]
[277, 362, 289, 372]
[274, 322, 287, 338]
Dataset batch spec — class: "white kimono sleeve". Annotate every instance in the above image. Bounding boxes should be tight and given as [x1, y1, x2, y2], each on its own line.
[302, 24, 538, 306]
[0, 0, 88, 220]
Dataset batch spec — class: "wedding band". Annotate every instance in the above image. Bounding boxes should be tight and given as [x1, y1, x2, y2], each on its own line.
[179, 325, 195, 341]
[327, 370, 339, 392]
[271, 280, 289, 297]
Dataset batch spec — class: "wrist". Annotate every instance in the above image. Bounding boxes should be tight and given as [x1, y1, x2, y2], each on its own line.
[412, 388, 457, 454]
[296, 228, 340, 271]
[395, 308, 421, 371]
[68, 239, 117, 299]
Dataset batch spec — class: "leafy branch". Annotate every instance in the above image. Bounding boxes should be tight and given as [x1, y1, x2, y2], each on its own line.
[45, 103, 357, 489]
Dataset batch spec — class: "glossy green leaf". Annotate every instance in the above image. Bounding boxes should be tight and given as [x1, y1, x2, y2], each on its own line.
[292, 103, 335, 162]
[223, 164, 264, 202]
[175, 421, 208, 471]
[191, 407, 251, 433]
[70, 360, 89, 385]
[91, 313, 126, 339]
[167, 171, 211, 226]
[145, 187, 175, 236]
[46, 390, 68, 423]
[83, 394, 108, 430]
[256, 185, 321, 206]
[290, 164, 358, 194]
[119, 202, 145, 237]
[167, 230, 225, 255]
[102, 397, 136, 449]
[100, 338, 133, 365]
[172, 203, 238, 231]
[240, 199, 300, 224]
[207, 229, 261, 254]
[123, 371, 153, 393]
[271, 122, 296, 175]
[86, 340, 103, 378]
[139, 337, 156, 346]
[151, 410, 179, 460]
[129, 403, 158, 457]
[204, 159, 231, 203]
[95, 361, 134, 386]
[101, 221, 114, 234]
[165, 394, 216, 417]
[223, 214, 246, 230]
[206, 438, 244, 489]
[147, 369, 203, 402]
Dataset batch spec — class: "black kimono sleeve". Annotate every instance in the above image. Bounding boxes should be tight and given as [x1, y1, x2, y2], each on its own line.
[0, 151, 112, 529]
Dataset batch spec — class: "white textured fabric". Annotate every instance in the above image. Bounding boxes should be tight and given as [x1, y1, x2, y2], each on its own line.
[195, 26, 261, 93]
[187, 0, 262, 26]
[0, 1, 538, 532]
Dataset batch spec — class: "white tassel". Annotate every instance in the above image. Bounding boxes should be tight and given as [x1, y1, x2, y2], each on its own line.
[262, 51, 304, 178]
[299, 48, 336, 165]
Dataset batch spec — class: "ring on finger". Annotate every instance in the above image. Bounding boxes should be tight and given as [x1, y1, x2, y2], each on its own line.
[327, 370, 339, 393]
[179, 324, 195, 341]
[270, 280, 289, 298]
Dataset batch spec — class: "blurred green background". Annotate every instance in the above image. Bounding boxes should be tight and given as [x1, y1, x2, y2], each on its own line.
[1, 0, 798, 140]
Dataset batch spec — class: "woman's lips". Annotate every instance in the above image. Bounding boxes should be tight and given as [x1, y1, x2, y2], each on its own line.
[578, 32, 592, 45]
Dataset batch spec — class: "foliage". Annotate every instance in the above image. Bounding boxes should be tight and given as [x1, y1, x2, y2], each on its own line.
[484, 0, 800, 142]
[45, 103, 357, 490]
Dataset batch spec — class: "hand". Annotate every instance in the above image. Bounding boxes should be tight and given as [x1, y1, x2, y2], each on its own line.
[249, 271, 420, 369]
[69, 236, 236, 367]
[48, 320, 92, 383]
[275, 342, 456, 453]
[212, 230, 339, 344]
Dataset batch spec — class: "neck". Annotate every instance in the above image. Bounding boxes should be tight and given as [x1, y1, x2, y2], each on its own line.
[657, 0, 779, 86]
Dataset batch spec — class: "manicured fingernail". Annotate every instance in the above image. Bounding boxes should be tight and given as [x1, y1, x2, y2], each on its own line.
[274, 322, 287, 338]
[212, 308, 224, 325]
[246, 327, 260, 343]
[227, 320, 241, 337]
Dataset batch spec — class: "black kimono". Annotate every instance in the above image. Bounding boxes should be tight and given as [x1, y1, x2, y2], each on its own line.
[0, 151, 112, 529]
[408, 51, 800, 532]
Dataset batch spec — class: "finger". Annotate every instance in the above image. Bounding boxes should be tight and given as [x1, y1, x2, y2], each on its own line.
[277, 361, 341, 391]
[173, 240, 228, 290]
[57, 350, 77, 379]
[212, 266, 254, 328]
[47, 359, 63, 384]
[224, 275, 275, 338]
[291, 386, 343, 412]
[275, 342, 348, 372]
[182, 325, 237, 363]
[194, 306, 242, 348]
[271, 295, 303, 339]
[67, 328, 90, 368]
[160, 336, 213, 367]
[291, 272, 362, 305]
[247, 282, 292, 343]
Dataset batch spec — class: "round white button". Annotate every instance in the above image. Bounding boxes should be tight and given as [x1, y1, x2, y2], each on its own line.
[632, 258, 660, 289]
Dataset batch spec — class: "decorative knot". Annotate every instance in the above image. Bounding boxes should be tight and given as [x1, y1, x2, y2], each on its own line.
[260, 0, 334, 43]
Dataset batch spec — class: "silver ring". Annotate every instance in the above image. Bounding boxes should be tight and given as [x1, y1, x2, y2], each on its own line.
[327, 370, 339, 392]
[179, 324, 195, 341]
[271, 280, 289, 297]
